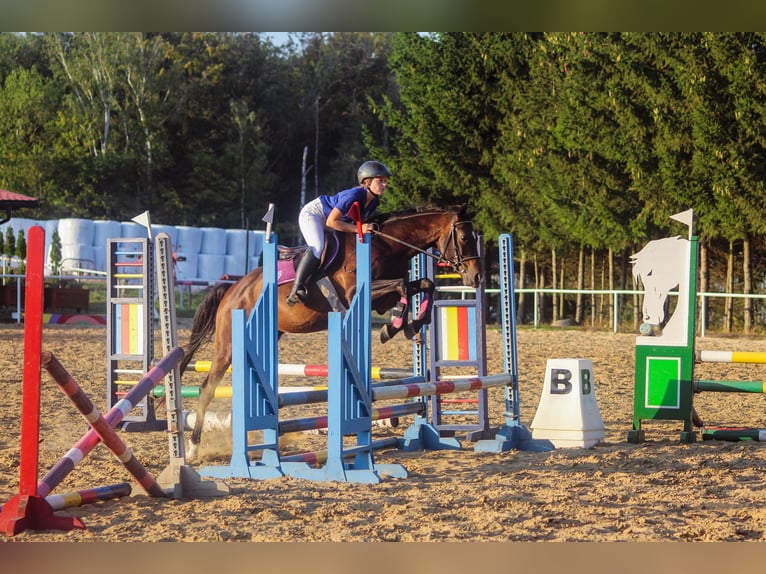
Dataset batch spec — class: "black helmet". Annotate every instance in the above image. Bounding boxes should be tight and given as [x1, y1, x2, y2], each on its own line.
[357, 161, 392, 184]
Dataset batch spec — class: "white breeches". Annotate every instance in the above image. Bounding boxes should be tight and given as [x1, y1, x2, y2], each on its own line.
[298, 198, 326, 259]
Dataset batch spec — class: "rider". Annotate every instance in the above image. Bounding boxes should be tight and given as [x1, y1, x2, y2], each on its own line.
[286, 160, 391, 306]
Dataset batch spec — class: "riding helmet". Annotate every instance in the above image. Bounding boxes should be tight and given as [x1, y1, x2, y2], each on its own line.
[357, 161, 392, 184]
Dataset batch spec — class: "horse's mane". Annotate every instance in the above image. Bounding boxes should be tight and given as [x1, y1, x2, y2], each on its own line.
[371, 204, 468, 225]
[631, 236, 685, 283]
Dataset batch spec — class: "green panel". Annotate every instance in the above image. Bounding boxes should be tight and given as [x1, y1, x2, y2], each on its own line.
[645, 356, 681, 409]
[633, 344, 694, 423]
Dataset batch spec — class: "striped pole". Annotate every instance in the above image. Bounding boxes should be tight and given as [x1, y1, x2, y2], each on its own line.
[278, 402, 424, 435]
[695, 380, 766, 393]
[41, 352, 167, 498]
[184, 360, 411, 380]
[1, 482, 131, 513]
[150, 384, 321, 399]
[697, 350, 766, 364]
[277, 376, 427, 408]
[702, 428, 766, 442]
[42, 483, 131, 511]
[280, 438, 399, 465]
[37, 347, 183, 498]
[371, 374, 512, 402]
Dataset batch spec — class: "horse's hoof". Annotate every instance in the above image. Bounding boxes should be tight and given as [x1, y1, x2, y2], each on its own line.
[404, 324, 419, 340]
[380, 324, 394, 344]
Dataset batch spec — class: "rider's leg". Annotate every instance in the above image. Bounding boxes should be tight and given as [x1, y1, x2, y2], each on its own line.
[286, 251, 321, 305]
[287, 200, 324, 306]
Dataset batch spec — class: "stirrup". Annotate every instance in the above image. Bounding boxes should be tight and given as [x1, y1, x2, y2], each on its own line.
[286, 288, 307, 307]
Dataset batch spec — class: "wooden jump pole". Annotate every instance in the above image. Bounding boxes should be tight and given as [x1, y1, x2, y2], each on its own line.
[695, 380, 766, 393]
[41, 351, 167, 498]
[702, 428, 766, 442]
[696, 350, 766, 364]
[1, 482, 131, 513]
[37, 347, 184, 498]
[370, 374, 511, 402]
[280, 438, 400, 465]
[184, 360, 411, 380]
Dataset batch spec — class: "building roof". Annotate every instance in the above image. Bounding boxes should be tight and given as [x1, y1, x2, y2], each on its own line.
[0, 189, 41, 225]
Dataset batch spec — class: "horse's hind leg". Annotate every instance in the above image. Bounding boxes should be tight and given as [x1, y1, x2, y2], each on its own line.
[187, 363, 229, 460]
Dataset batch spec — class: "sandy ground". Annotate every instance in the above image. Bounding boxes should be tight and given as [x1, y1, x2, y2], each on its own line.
[3, 320, 766, 543]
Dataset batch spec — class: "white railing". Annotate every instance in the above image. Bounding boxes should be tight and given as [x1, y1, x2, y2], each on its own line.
[3, 272, 765, 336]
[437, 284, 766, 336]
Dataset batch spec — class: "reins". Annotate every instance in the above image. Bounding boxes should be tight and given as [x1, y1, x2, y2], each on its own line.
[369, 213, 480, 273]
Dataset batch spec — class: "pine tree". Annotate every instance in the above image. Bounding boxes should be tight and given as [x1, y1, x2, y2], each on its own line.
[49, 228, 62, 277]
[15, 228, 25, 274]
[4, 227, 15, 262]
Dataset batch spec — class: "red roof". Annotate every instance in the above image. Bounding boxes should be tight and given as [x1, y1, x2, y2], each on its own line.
[0, 189, 41, 224]
[0, 189, 40, 207]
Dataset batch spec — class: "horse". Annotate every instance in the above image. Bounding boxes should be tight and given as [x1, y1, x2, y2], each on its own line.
[180, 204, 483, 458]
[630, 235, 690, 341]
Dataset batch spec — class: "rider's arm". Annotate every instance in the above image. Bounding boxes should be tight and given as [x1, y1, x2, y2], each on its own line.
[325, 208, 358, 233]
[326, 207, 377, 234]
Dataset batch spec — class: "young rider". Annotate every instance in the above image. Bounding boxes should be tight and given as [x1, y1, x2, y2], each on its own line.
[286, 160, 391, 306]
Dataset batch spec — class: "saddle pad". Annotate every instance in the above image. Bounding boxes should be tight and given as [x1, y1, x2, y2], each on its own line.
[275, 231, 344, 286]
[276, 260, 296, 286]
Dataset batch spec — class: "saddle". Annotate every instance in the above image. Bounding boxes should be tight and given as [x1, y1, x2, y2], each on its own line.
[276, 231, 344, 286]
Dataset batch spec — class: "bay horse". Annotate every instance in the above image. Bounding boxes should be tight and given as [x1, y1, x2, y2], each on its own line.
[181, 204, 483, 458]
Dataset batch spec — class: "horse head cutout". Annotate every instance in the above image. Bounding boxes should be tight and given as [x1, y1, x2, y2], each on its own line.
[630, 235, 690, 341]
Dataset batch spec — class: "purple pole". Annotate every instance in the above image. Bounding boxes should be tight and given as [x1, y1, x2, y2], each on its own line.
[37, 347, 184, 497]
[278, 402, 424, 434]
[41, 352, 167, 498]
[280, 438, 399, 464]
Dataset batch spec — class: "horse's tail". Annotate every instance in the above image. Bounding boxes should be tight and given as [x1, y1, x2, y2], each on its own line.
[180, 283, 233, 374]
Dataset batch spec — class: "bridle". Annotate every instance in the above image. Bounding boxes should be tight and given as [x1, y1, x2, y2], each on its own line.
[370, 213, 481, 274]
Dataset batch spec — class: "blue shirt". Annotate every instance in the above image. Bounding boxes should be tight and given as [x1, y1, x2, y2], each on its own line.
[319, 186, 379, 222]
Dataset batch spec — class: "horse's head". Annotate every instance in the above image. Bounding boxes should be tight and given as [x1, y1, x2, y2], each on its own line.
[438, 204, 483, 288]
[371, 205, 483, 287]
[631, 236, 686, 326]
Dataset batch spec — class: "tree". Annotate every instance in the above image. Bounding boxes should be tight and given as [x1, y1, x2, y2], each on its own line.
[4, 227, 15, 262]
[15, 228, 25, 273]
[49, 228, 62, 276]
[117, 33, 185, 216]
[0, 66, 61, 203]
[371, 33, 510, 215]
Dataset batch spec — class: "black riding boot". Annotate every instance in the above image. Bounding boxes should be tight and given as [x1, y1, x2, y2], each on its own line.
[286, 251, 321, 306]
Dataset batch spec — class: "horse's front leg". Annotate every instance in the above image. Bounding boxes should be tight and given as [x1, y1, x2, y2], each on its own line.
[375, 278, 435, 344]
[402, 278, 435, 340]
[187, 360, 230, 460]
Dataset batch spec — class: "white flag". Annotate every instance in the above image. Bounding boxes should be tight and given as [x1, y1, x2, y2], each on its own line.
[670, 208, 693, 231]
[131, 210, 153, 239]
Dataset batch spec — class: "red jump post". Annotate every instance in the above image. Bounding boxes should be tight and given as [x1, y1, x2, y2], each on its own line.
[0, 226, 85, 536]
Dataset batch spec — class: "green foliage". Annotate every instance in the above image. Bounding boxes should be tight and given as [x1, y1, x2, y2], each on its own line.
[4, 227, 15, 259]
[3, 31, 766, 290]
[15, 228, 25, 273]
[49, 228, 62, 276]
